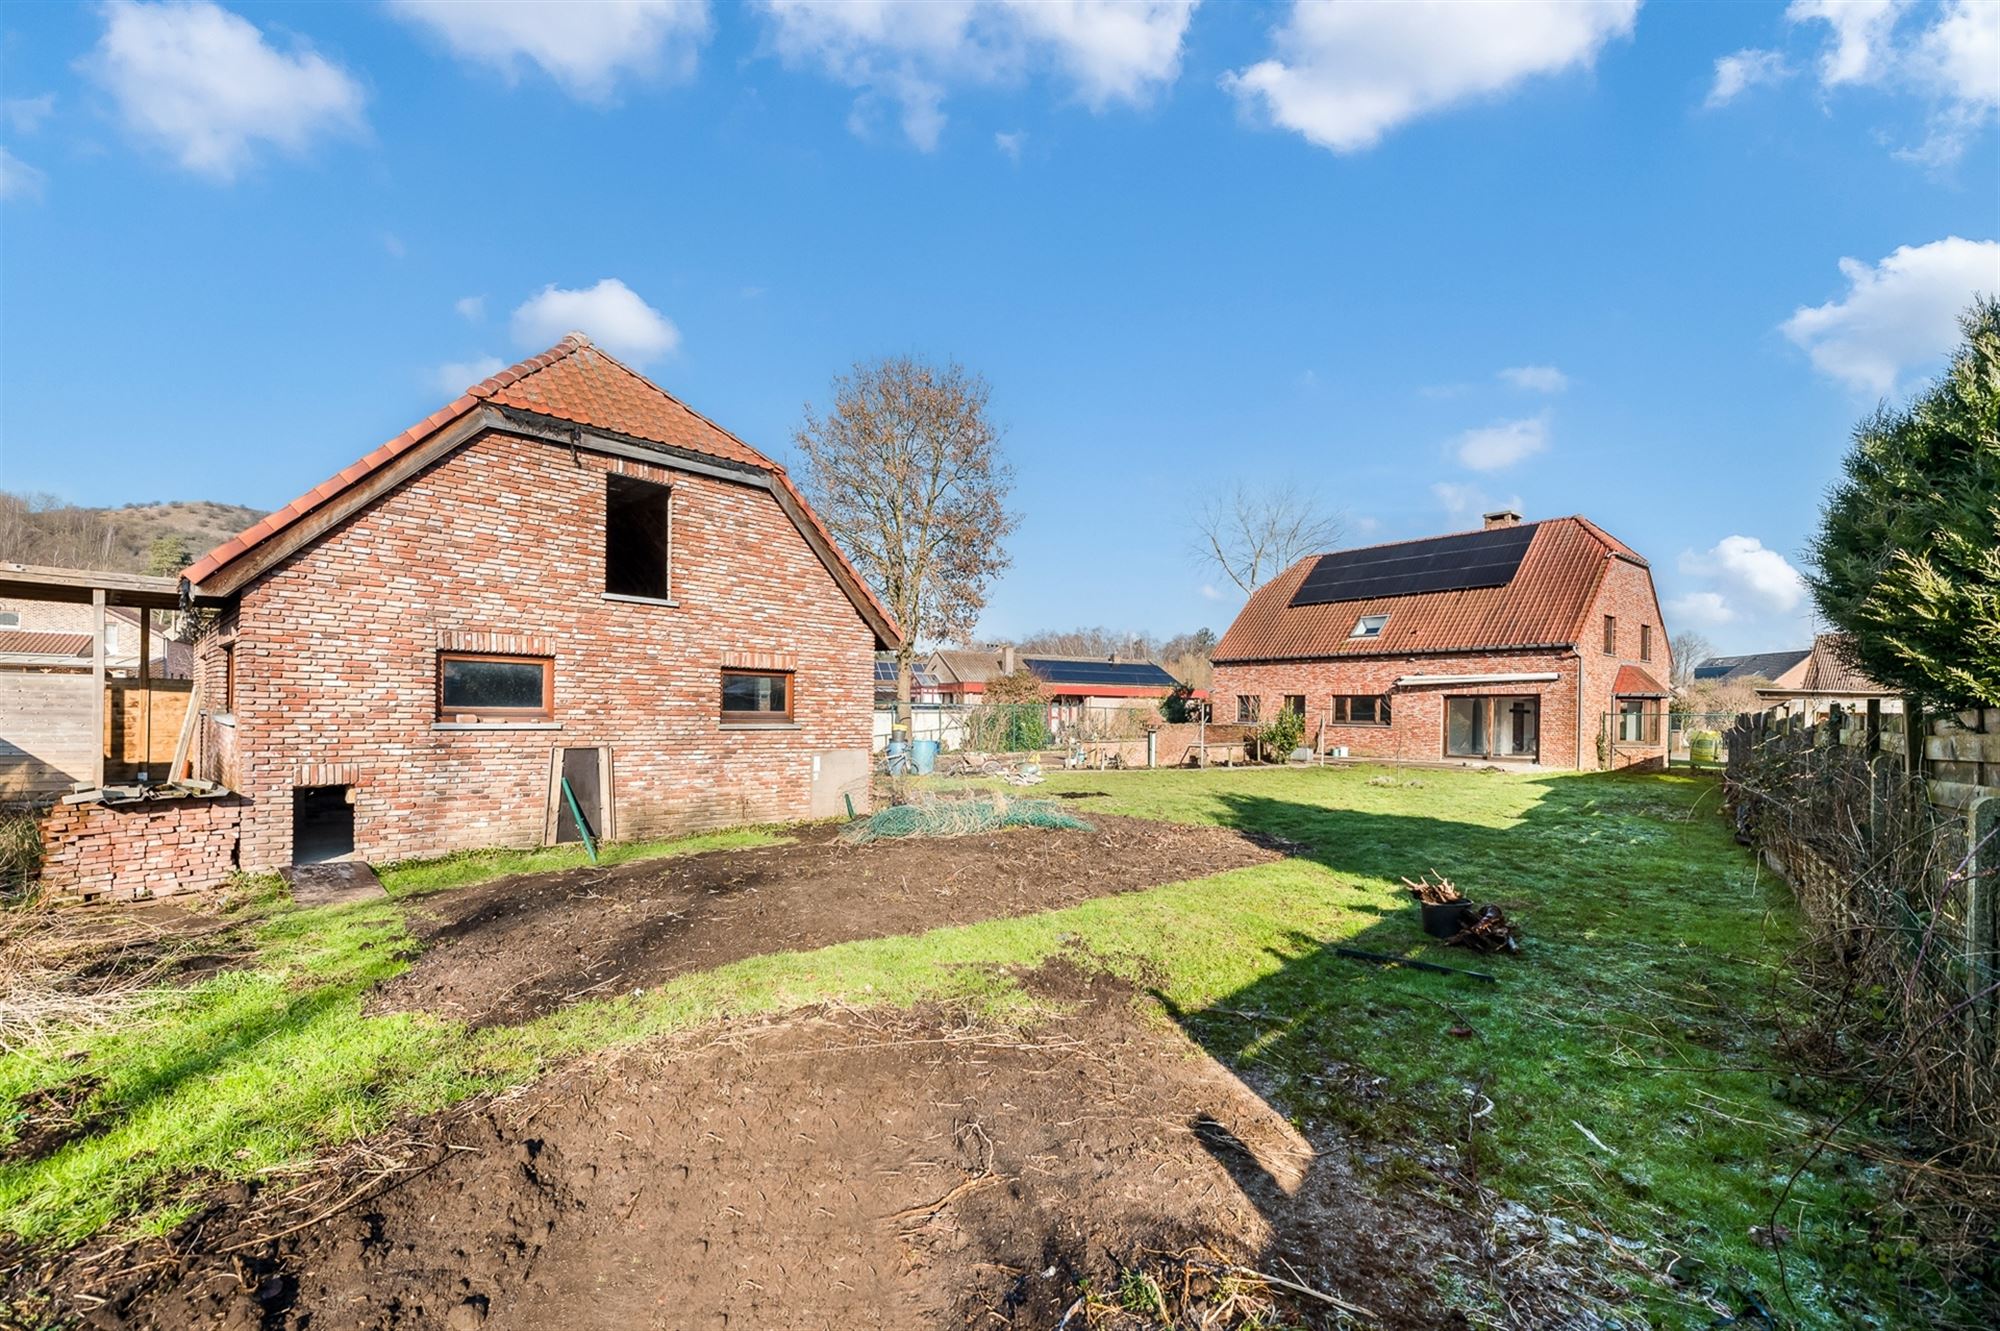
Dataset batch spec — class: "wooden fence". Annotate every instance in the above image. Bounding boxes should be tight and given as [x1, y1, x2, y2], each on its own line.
[1725, 700, 1998, 1165]
[1, 674, 194, 801]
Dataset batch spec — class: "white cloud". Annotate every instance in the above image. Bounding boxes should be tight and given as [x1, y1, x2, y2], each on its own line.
[1199, 583, 1223, 601]
[1498, 364, 1568, 393]
[1787, 0, 1906, 88]
[0, 147, 47, 202]
[994, 129, 1026, 161]
[1752, 0, 1998, 164]
[388, 0, 711, 104]
[1452, 413, 1550, 471]
[1679, 536, 1806, 614]
[1432, 481, 1523, 519]
[455, 295, 486, 323]
[433, 357, 506, 395]
[81, 0, 365, 181]
[1706, 48, 1791, 108]
[1781, 236, 2000, 394]
[511, 279, 680, 362]
[1222, 0, 1638, 154]
[381, 231, 407, 259]
[1667, 590, 1735, 628]
[4, 94, 56, 135]
[756, 0, 1196, 150]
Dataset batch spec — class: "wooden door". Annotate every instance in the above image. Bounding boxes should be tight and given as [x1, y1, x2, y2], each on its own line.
[555, 747, 605, 844]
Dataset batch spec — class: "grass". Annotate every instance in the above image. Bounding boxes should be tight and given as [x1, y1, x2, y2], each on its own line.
[0, 766, 1954, 1326]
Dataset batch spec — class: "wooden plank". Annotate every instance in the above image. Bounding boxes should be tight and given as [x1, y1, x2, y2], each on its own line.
[169, 678, 201, 784]
[90, 588, 106, 789]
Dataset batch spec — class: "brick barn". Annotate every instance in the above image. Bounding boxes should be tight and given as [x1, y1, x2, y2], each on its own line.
[1208, 511, 1671, 771]
[180, 334, 899, 871]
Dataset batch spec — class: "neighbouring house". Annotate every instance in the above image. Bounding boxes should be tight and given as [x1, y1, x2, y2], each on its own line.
[927, 646, 1191, 737]
[0, 599, 192, 677]
[1755, 633, 1894, 720]
[156, 333, 896, 872]
[1692, 649, 1810, 690]
[1208, 510, 1671, 770]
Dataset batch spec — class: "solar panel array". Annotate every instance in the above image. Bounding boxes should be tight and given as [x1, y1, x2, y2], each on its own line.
[874, 661, 939, 687]
[1024, 656, 1178, 688]
[1287, 522, 1540, 609]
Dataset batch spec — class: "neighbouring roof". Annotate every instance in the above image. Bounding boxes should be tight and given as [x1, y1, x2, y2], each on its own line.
[1025, 655, 1181, 691]
[1213, 517, 1650, 663]
[180, 336, 899, 646]
[1612, 665, 1669, 697]
[0, 630, 91, 658]
[930, 648, 1005, 685]
[1797, 633, 1884, 693]
[874, 660, 940, 689]
[1692, 650, 1810, 684]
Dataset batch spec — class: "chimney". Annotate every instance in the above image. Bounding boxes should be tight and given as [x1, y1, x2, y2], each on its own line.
[1000, 645, 1017, 675]
[1483, 508, 1522, 530]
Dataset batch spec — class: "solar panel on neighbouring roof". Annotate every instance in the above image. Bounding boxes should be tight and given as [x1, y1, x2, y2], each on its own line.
[874, 661, 938, 686]
[1023, 657, 1177, 688]
[1287, 522, 1540, 609]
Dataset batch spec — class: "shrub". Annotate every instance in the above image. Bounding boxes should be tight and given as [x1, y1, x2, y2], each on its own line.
[1261, 705, 1307, 759]
[1, 809, 44, 906]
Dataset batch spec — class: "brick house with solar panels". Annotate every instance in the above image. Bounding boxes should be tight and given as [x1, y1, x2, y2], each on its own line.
[1208, 510, 1671, 770]
[178, 334, 899, 870]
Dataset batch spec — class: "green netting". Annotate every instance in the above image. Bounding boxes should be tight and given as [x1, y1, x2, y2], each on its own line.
[840, 797, 1094, 844]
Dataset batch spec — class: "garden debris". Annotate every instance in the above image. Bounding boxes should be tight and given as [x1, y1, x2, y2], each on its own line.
[1333, 945, 1497, 984]
[1403, 871, 1521, 953]
[841, 793, 1092, 844]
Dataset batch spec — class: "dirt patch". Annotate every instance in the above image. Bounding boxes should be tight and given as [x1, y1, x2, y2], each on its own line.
[16, 961, 1611, 1331]
[376, 815, 1280, 1027]
[0, 1077, 102, 1168]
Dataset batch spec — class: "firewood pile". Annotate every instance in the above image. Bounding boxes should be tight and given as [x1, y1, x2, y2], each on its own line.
[1403, 871, 1521, 954]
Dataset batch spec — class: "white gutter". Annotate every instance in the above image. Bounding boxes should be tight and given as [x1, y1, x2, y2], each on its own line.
[1394, 671, 1560, 687]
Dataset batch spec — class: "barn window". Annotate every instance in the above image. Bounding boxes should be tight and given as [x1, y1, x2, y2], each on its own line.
[438, 652, 553, 721]
[721, 669, 792, 725]
[1283, 694, 1306, 717]
[605, 474, 673, 601]
[1235, 694, 1260, 723]
[0, 612, 18, 627]
[1333, 695, 1391, 726]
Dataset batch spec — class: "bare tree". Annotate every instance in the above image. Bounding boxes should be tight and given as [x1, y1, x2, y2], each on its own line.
[794, 357, 1019, 727]
[1670, 630, 1714, 689]
[1191, 482, 1344, 594]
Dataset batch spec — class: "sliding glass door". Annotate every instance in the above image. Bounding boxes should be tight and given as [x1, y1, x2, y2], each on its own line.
[1444, 696, 1540, 760]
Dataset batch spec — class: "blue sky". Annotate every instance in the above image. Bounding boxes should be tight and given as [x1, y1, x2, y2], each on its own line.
[2, 1, 1996, 655]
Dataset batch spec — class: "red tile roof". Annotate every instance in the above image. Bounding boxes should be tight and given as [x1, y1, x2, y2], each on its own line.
[1799, 633, 1882, 692]
[1213, 517, 1646, 663]
[181, 336, 898, 643]
[1612, 665, 1668, 697]
[0, 631, 92, 657]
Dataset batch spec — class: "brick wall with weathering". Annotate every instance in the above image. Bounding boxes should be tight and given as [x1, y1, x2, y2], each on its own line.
[194, 428, 877, 870]
[1581, 555, 1672, 772]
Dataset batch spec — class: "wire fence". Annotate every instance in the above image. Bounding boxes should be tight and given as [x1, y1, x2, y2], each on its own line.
[1725, 702, 1999, 1278]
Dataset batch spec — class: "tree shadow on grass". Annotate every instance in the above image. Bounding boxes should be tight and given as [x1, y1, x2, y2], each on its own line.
[1132, 774, 1807, 1325]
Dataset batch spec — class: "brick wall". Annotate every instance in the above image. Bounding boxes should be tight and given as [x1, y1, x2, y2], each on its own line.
[1210, 648, 1588, 768]
[39, 794, 243, 904]
[196, 429, 877, 870]
[1581, 556, 1672, 771]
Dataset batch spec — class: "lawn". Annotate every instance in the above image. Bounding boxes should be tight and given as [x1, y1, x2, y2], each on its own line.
[0, 765, 1951, 1326]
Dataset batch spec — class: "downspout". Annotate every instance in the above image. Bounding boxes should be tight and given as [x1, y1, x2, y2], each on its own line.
[1573, 647, 1586, 770]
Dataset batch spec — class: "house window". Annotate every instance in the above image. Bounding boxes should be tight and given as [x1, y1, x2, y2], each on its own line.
[1283, 694, 1306, 717]
[437, 652, 553, 721]
[1333, 695, 1391, 726]
[1350, 614, 1389, 639]
[0, 611, 17, 627]
[722, 669, 792, 724]
[1236, 694, 1260, 723]
[1602, 615, 1616, 655]
[605, 473, 672, 600]
[1640, 624, 1652, 661]
[1617, 699, 1658, 744]
[221, 643, 237, 713]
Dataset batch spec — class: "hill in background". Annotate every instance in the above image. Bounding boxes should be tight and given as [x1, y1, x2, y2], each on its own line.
[0, 493, 266, 575]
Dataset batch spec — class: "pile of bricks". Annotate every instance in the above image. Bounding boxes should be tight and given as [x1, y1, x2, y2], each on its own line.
[38, 795, 245, 905]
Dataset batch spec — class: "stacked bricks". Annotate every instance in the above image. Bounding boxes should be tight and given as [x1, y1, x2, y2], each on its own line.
[39, 795, 244, 904]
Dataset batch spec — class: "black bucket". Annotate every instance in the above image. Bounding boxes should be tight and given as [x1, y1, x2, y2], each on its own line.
[1420, 901, 1471, 939]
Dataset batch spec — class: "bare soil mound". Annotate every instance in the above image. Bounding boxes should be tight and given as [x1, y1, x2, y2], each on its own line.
[377, 815, 1280, 1026]
[18, 962, 1594, 1331]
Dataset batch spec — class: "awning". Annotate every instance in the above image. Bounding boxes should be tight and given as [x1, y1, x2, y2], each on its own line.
[1394, 671, 1559, 688]
[1612, 665, 1668, 698]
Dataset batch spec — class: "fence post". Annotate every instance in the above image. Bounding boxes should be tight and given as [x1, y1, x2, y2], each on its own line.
[1968, 796, 1999, 1056]
[1902, 697, 1924, 792]
[1865, 698, 1881, 756]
